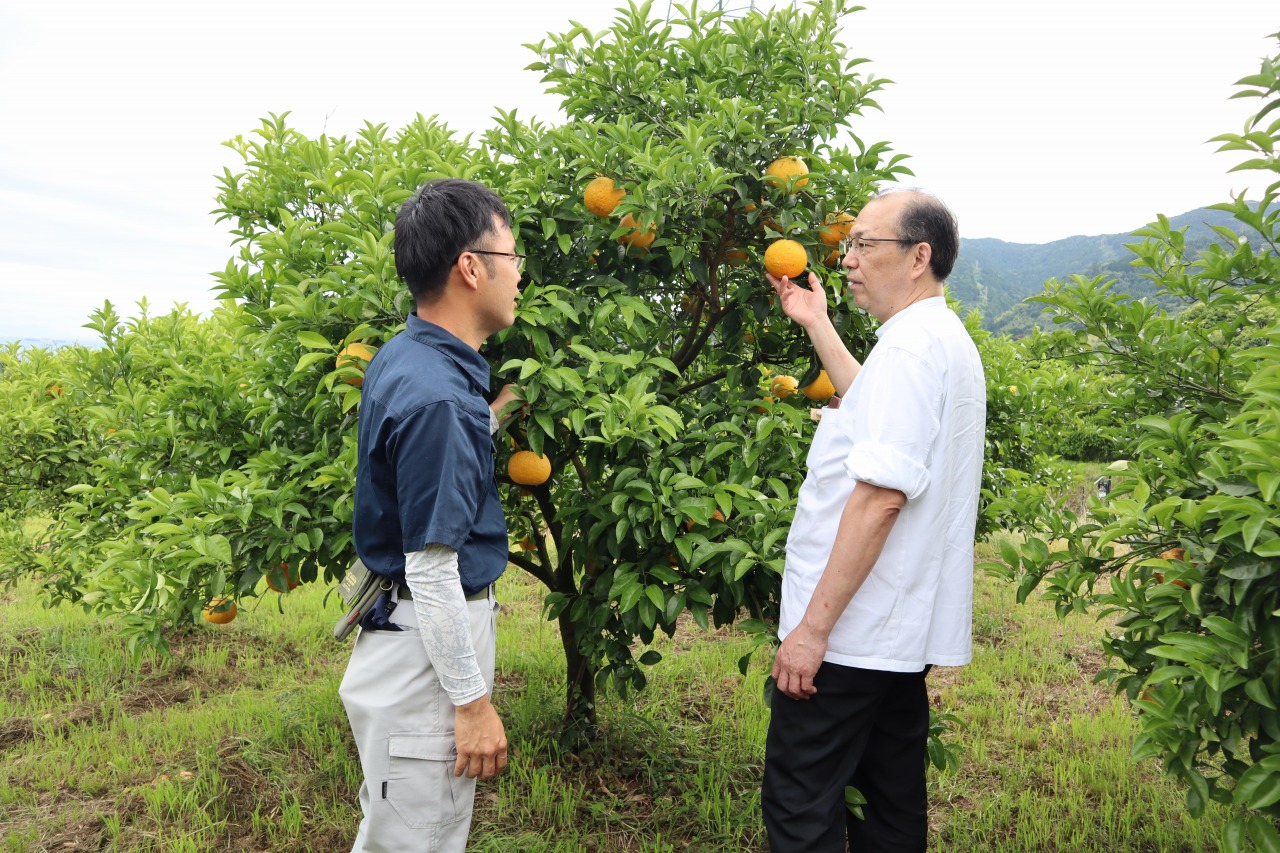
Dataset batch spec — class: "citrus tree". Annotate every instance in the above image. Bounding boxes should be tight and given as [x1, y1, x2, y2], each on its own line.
[988, 35, 1280, 850]
[0, 0, 1044, 740]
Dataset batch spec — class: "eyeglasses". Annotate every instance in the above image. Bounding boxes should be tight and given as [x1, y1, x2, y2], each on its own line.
[464, 249, 527, 274]
[841, 236, 917, 256]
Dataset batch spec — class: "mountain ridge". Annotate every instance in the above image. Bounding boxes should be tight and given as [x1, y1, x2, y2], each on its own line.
[950, 205, 1246, 335]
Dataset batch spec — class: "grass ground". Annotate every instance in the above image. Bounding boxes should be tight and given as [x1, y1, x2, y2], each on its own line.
[0, 520, 1232, 851]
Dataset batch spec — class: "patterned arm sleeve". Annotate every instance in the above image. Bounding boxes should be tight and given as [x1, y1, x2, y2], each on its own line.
[403, 544, 487, 706]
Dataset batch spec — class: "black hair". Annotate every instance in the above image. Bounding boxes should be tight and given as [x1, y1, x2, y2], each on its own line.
[885, 189, 960, 281]
[394, 179, 513, 302]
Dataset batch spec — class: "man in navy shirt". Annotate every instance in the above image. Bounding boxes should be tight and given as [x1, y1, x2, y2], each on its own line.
[339, 178, 523, 852]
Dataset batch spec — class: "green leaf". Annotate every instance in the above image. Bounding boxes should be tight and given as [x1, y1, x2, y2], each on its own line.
[206, 534, 233, 564]
[292, 351, 332, 374]
[1250, 815, 1280, 853]
[297, 331, 332, 350]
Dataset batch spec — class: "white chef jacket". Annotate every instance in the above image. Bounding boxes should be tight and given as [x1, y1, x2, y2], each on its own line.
[779, 297, 986, 672]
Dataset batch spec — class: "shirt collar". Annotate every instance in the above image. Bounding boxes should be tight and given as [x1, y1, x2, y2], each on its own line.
[874, 296, 948, 338]
[405, 313, 491, 390]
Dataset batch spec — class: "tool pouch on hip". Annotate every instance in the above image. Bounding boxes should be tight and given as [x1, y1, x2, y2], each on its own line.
[333, 558, 392, 641]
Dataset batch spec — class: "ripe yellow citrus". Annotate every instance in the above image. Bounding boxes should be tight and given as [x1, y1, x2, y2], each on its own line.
[336, 343, 377, 388]
[764, 240, 807, 279]
[819, 212, 856, 246]
[584, 176, 625, 217]
[770, 375, 799, 399]
[765, 157, 809, 192]
[202, 597, 238, 625]
[618, 213, 656, 250]
[46, 384, 63, 398]
[508, 450, 552, 486]
[752, 395, 774, 414]
[802, 370, 835, 401]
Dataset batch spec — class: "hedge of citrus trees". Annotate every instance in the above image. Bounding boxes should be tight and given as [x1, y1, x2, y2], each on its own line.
[990, 35, 1280, 851]
[0, 0, 1047, 737]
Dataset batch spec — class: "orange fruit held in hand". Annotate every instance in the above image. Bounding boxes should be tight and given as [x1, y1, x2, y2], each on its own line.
[202, 597, 238, 625]
[764, 240, 807, 279]
[508, 450, 552, 486]
[336, 343, 377, 388]
[584, 176, 625, 217]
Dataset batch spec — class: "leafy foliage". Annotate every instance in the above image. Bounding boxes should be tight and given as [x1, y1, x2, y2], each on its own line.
[0, 0, 1041, 738]
[985, 34, 1280, 851]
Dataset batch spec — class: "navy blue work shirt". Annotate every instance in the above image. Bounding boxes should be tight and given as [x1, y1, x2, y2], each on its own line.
[353, 314, 508, 597]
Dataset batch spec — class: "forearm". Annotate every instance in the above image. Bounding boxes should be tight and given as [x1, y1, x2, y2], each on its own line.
[799, 482, 904, 638]
[803, 314, 860, 395]
[403, 545, 488, 706]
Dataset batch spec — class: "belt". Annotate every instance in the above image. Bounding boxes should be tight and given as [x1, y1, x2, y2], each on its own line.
[399, 583, 494, 602]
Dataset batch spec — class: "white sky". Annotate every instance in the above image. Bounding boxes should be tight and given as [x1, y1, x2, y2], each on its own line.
[0, 1, 1275, 342]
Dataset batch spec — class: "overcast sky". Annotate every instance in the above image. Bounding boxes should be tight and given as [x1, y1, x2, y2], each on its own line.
[0, 1, 1275, 343]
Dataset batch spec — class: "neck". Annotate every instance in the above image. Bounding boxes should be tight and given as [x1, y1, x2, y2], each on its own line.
[415, 302, 485, 350]
[881, 283, 943, 323]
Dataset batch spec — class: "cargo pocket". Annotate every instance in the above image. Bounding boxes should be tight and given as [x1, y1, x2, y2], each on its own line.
[383, 732, 474, 828]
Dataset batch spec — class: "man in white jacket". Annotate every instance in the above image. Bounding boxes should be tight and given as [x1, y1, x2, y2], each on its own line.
[761, 189, 986, 852]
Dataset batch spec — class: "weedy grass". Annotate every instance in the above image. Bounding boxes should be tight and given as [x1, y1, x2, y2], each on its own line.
[1, 527, 1231, 852]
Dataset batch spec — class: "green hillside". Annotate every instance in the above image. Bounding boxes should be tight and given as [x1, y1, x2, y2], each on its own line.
[950, 206, 1246, 336]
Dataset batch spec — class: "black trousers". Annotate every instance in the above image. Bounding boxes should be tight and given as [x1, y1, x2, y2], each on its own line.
[762, 662, 930, 853]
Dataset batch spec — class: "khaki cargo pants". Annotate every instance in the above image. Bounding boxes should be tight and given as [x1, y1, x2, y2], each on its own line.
[340, 590, 498, 852]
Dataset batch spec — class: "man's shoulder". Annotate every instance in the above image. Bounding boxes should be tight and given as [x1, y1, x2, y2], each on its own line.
[367, 340, 487, 423]
[878, 304, 974, 359]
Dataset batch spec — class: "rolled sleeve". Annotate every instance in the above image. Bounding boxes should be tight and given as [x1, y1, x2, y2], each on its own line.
[843, 346, 942, 502]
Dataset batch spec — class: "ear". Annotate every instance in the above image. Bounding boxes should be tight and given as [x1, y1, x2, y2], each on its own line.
[455, 250, 484, 292]
[909, 241, 933, 281]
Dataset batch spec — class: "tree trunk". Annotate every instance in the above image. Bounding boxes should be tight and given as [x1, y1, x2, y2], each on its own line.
[556, 606, 598, 748]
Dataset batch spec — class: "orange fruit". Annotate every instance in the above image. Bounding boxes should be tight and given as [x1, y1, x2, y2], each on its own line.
[722, 242, 750, 265]
[46, 384, 63, 398]
[584, 176, 625, 217]
[336, 343, 377, 388]
[802, 370, 835, 401]
[765, 156, 809, 192]
[202, 597, 238, 625]
[685, 510, 725, 529]
[266, 561, 299, 593]
[770, 375, 799, 399]
[819, 212, 856, 246]
[1160, 548, 1186, 561]
[618, 213, 656, 250]
[508, 450, 552, 486]
[764, 240, 807, 279]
